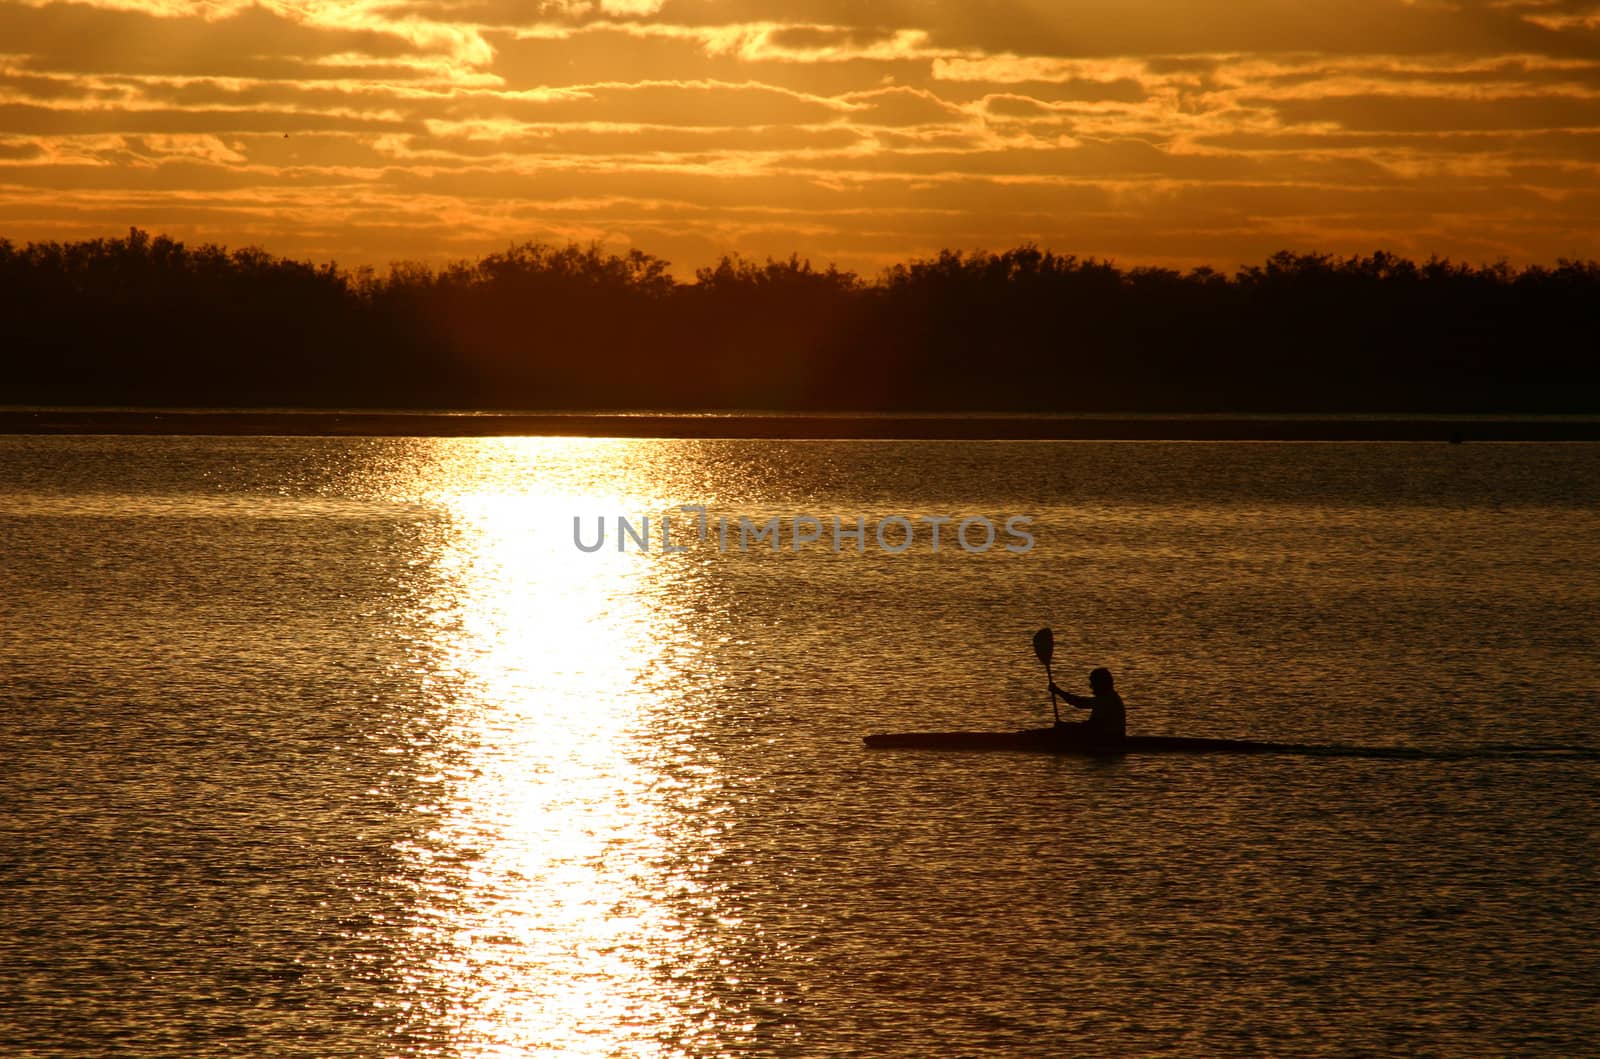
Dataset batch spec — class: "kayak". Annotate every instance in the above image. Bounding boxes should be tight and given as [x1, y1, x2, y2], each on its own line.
[863, 729, 1600, 761]
[862, 729, 1308, 755]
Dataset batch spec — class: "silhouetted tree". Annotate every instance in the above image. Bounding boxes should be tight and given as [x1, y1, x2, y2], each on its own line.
[1, 229, 1596, 412]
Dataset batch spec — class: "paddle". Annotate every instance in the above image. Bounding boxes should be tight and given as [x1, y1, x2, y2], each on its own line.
[1033, 627, 1061, 724]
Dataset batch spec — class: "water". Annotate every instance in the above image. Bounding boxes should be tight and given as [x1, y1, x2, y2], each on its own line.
[2, 435, 1598, 1056]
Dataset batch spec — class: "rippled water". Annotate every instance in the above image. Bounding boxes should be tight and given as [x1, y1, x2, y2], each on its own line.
[3, 436, 1599, 1056]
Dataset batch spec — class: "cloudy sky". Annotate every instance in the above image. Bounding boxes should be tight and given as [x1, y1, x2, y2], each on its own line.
[3, 0, 1599, 272]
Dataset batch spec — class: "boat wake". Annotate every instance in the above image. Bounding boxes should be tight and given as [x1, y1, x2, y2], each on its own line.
[1359, 743, 1600, 763]
[1272, 743, 1600, 762]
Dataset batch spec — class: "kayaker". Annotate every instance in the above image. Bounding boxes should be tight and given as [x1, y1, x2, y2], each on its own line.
[1049, 667, 1126, 740]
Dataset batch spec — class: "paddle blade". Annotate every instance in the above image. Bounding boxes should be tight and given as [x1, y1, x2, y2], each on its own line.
[1032, 627, 1054, 666]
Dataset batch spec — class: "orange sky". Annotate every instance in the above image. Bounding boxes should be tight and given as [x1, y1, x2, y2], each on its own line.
[3, 0, 1599, 273]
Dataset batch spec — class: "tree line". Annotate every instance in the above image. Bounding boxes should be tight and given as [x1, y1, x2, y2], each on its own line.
[2, 228, 1596, 412]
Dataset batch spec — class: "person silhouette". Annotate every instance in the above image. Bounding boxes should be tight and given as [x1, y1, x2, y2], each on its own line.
[1049, 667, 1126, 741]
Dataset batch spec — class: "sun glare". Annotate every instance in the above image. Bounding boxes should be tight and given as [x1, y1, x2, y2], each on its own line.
[380, 438, 724, 1056]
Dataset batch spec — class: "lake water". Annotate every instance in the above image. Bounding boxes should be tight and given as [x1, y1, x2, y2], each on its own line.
[3, 435, 1599, 1056]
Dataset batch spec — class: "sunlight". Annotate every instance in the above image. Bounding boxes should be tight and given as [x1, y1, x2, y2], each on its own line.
[387, 438, 719, 1056]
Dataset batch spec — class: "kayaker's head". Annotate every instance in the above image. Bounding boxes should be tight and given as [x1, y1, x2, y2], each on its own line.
[1089, 667, 1115, 693]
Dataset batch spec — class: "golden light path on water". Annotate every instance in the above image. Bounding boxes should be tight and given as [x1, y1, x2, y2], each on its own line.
[384, 438, 737, 1056]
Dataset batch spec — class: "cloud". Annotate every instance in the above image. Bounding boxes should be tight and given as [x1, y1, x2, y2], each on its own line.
[539, 0, 669, 16]
[403, 79, 853, 140]
[839, 85, 969, 127]
[647, 0, 1592, 56]
[1255, 92, 1600, 132]
[0, 136, 43, 160]
[2, 0, 1599, 271]
[933, 55, 1152, 86]
[0, 1, 490, 76]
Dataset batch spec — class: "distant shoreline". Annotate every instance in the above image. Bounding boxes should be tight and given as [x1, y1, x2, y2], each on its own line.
[4, 409, 1600, 440]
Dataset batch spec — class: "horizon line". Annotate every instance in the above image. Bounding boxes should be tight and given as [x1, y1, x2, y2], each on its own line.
[6, 227, 1598, 283]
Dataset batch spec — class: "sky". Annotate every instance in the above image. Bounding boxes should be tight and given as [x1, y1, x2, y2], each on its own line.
[2, 0, 1599, 274]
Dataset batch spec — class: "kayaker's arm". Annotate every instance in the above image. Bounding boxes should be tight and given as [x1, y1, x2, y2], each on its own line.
[1049, 682, 1094, 710]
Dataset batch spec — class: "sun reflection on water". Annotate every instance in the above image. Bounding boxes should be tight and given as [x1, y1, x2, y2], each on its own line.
[386, 439, 726, 1057]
